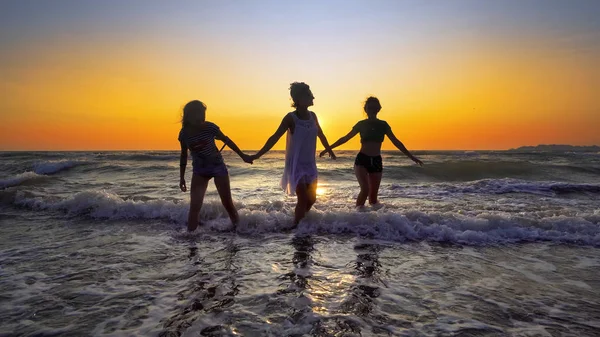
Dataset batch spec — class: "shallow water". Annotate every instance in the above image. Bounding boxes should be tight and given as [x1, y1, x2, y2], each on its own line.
[1, 150, 599, 336]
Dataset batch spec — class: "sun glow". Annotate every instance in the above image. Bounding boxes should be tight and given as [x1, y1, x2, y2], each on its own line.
[316, 187, 327, 196]
[1, 2, 599, 151]
[317, 116, 327, 131]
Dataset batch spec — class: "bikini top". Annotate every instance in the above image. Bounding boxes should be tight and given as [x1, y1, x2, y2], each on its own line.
[352, 119, 391, 143]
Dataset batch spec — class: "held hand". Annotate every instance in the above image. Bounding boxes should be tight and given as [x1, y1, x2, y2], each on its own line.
[320, 149, 336, 159]
[241, 153, 254, 164]
[179, 178, 187, 192]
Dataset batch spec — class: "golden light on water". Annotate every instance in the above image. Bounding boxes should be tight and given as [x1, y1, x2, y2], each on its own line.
[316, 187, 327, 196]
[307, 272, 356, 315]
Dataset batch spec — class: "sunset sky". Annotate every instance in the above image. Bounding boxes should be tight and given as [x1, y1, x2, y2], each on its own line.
[1, 0, 599, 151]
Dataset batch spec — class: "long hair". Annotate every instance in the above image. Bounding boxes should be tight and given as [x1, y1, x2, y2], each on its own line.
[182, 100, 206, 128]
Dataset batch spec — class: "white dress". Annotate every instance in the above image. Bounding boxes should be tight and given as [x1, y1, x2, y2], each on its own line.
[281, 111, 318, 195]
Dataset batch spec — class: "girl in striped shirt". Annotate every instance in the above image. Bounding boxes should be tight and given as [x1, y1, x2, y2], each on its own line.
[178, 100, 253, 231]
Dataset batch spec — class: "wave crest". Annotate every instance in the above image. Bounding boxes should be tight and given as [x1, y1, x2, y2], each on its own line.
[0, 172, 47, 189]
[10, 190, 600, 246]
[33, 160, 83, 175]
[388, 179, 600, 197]
[383, 160, 600, 182]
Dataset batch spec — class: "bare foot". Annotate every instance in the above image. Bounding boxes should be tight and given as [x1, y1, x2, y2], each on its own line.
[370, 203, 384, 211]
[287, 219, 299, 231]
[356, 205, 368, 212]
[187, 221, 203, 232]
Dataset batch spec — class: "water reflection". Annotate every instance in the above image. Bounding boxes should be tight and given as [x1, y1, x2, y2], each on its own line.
[341, 242, 383, 318]
[279, 235, 314, 293]
[275, 234, 318, 333]
[188, 246, 198, 260]
[160, 238, 239, 336]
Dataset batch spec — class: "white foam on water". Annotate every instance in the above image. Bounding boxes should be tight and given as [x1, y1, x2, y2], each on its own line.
[10, 189, 600, 246]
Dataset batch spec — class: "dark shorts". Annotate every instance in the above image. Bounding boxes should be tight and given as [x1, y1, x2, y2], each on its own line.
[354, 152, 383, 173]
[192, 156, 228, 178]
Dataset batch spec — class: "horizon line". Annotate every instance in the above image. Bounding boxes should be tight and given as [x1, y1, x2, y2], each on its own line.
[1, 145, 598, 153]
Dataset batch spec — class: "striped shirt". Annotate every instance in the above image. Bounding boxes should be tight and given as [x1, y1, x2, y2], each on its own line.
[178, 122, 222, 160]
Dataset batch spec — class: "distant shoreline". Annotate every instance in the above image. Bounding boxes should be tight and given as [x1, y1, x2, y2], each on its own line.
[507, 144, 600, 152]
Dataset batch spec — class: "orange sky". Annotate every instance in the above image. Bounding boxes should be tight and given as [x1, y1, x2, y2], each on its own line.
[1, 2, 599, 151]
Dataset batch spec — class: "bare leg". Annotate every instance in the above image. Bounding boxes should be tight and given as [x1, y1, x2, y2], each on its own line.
[306, 179, 318, 212]
[368, 172, 383, 205]
[188, 174, 210, 231]
[214, 174, 239, 226]
[354, 165, 370, 207]
[294, 183, 310, 225]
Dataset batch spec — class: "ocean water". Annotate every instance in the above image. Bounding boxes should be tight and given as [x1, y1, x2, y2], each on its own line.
[1, 150, 599, 336]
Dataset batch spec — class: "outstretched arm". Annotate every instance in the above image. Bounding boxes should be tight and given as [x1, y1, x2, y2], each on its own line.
[319, 129, 358, 157]
[215, 130, 253, 164]
[312, 112, 336, 159]
[252, 114, 292, 160]
[179, 141, 188, 192]
[385, 129, 423, 166]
